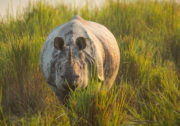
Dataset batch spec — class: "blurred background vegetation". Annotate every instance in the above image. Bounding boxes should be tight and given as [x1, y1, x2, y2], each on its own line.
[0, 0, 180, 125]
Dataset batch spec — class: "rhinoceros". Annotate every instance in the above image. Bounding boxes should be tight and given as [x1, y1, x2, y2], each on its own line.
[40, 15, 120, 102]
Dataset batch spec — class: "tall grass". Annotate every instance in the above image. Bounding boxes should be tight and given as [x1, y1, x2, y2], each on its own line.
[0, 0, 180, 125]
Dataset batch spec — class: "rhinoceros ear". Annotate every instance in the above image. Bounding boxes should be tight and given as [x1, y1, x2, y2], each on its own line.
[54, 37, 65, 50]
[76, 37, 86, 50]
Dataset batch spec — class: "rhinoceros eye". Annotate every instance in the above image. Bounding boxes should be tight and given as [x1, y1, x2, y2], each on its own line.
[76, 37, 86, 50]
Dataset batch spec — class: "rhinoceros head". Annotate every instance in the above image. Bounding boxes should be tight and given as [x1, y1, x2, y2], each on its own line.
[53, 36, 88, 91]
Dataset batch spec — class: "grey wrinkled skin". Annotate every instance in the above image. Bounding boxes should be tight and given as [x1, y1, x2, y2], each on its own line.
[40, 15, 120, 103]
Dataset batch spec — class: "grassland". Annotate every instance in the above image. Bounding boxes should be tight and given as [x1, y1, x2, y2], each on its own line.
[0, 0, 180, 125]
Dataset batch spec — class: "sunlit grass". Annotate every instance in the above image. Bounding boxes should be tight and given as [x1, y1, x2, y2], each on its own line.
[0, 0, 180, 125]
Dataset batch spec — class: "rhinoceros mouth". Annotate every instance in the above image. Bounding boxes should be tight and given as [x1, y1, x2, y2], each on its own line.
[62, 83, 76, 91]
[48, 82, 57, 88]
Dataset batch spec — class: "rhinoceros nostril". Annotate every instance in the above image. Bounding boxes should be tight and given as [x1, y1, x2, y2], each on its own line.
[74, 75, 79, 79]
[61, 75, 65, 79]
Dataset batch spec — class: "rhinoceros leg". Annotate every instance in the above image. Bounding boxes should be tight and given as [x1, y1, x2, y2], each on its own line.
[49, 85, 69, 104]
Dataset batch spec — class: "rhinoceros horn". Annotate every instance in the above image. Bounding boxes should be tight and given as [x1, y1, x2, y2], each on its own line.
[69, 47, 73, 65]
